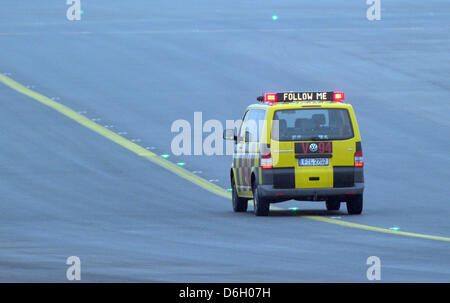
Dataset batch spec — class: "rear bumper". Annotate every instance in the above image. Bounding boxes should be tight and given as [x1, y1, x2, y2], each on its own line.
[258, 183, 364, 202]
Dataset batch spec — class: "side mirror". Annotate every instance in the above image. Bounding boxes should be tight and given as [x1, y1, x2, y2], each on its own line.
[223, 129, 236, 142]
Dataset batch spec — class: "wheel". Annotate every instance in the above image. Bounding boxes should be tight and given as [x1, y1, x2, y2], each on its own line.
[326, 199, 341, 211]
[253, 185, 270, 216]
[346, 194, 363, 215]
[231, 177, 248, 212]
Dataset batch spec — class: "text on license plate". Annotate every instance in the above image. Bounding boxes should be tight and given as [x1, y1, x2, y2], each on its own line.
[299, 158, 329, 166]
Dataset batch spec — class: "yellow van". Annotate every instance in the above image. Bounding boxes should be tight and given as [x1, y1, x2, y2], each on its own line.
[224, 92, 364, 216]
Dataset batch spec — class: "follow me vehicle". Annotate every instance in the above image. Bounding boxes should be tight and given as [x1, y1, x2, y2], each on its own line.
[224, 91, 364, 216]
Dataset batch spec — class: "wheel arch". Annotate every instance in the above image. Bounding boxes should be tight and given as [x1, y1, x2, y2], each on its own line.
[251, 171, 256, 190]
[230, 168, 237, 188]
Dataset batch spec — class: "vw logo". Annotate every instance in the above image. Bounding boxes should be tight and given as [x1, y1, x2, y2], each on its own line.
[309, 143, 318, 152]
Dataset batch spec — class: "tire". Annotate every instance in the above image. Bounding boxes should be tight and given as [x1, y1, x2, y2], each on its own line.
[346, 194, 363, 215]
[253, 185, 270, 216]
[231, 177, 248, 212]
[326, 199, 341, 211]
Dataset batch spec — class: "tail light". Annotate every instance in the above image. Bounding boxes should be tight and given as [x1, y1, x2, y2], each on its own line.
[261, 144, 273, 169]
[261, 153, 273, 169]
[354, 142, 363, 167]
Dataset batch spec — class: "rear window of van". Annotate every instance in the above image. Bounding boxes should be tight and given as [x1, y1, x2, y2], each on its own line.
[272, 108, 354, 141]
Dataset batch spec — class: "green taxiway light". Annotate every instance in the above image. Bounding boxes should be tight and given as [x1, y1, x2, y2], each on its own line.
[389, 227, 400, 231]
[80, 10, 84, 15]
[176, 162, 185, 166]
[227, 188, 233, 192]
[272, 15, 278, 21]
[289, 207, 298, 211]
[161, 154, 170, 158]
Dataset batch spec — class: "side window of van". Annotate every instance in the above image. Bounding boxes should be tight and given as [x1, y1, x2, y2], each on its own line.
[245, 110, 266, 143]
[237, 111, 250, 143]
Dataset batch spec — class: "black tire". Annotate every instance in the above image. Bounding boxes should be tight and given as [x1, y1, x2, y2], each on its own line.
[253, 185, 270, 216]
[346, 194, 363, 215]
[231, 177, 248, 212]
[326, 199, 341, 211]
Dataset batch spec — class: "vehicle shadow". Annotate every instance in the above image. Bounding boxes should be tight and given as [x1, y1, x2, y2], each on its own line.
[268, 208, 347, 217]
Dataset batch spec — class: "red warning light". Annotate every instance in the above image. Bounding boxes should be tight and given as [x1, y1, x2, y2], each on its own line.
[332, 92, 345, 102]
[265, 94, 278, 102]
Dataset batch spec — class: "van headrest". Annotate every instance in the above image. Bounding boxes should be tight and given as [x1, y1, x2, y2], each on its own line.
[295, 118, 307, 128]
[279, 119, 287, 130]
[312, 114, 326, 125]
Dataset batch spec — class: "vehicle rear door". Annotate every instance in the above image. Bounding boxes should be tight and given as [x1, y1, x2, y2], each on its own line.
[270, 107, 355, 189]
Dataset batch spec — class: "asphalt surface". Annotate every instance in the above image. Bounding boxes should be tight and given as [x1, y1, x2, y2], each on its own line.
[0, 0, 449, 282]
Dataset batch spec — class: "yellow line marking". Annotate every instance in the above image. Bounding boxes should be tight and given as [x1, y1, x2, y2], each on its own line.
[0, 74, 230, 200]
[1, 73, 449, 243]
[303, 216, 450, 242]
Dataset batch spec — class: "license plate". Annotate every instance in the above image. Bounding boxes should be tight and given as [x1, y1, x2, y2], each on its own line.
[299, 158, 329, 166]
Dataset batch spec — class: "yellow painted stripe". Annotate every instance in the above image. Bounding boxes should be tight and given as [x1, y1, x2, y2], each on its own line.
[304, 216, 450, 242]
[1, 73, 449, 243]
[0, 73, 230, 200]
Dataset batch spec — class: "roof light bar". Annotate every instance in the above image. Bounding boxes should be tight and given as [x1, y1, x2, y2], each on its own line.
[257, 91, 346, 103]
